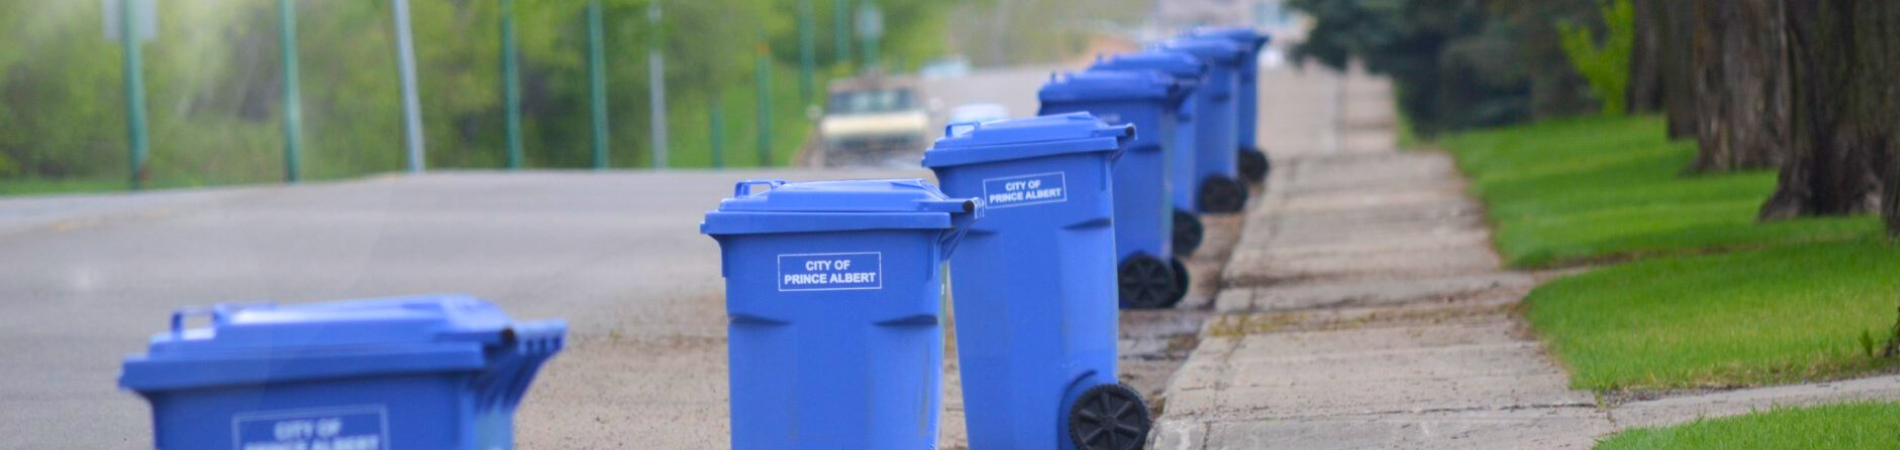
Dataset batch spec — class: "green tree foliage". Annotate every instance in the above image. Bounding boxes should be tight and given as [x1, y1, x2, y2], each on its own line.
[0, 0, 950, 188]
[945, 0, 1154, 67]
[1557, 0, 1634, 115]
[1287, 0, 1600, 137]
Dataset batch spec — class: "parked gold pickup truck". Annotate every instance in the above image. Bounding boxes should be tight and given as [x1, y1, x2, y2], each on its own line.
[806, 75, 933, 168]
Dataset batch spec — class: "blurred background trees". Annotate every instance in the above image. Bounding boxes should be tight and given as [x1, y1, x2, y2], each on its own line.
[0, 0, 955, 190]
[1290, 0, 1900, 235]
[1287, 0, 1600, 137]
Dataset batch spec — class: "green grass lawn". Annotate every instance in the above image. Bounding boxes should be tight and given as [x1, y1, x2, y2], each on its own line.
[1440, 115, 1876, 268]
[0, 177, 135, 196]
[0, 174, 274, 197]
[1527, 238, 1899, 390]
[1442, 115, 1900, 391]
[1596, 402, 1900, 449]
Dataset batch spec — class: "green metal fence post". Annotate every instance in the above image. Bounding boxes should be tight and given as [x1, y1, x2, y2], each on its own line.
[833, 0, 850, 65]
[118, 0, 149, 191]
[797, 0, 815, 105]
[857, 0, 880, 71]
[278, 0, 304, 183]
[647, 3, 668, 169]
[755, 42, 772, 167]
[501, 0, 524, 170]
[586, 0, 610, 170]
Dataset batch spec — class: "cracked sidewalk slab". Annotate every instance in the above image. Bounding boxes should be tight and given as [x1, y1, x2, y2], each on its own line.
[1165, 304, 1592, 423]
[1609, 375, 1900, 429]
[1149, 65, 1615, 448]
[1189, 407, 1609, 450]
[1215, 272, 1534, 312]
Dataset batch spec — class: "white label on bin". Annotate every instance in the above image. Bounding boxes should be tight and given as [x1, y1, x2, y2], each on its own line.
[778, 252, 883, 292]
[982, 172, 1067, 209]
[233, 405, 388, 450]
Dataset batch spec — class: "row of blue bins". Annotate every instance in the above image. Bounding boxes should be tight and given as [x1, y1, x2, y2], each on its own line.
[702, 26, 1271, 450]
[109, 25, 1270, 450]
[1075, 27, 1271, 309]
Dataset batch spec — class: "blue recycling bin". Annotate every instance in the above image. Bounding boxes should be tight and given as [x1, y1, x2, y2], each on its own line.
[1161, 37, 1250, 214]
[1089, 50, 1210, 257]
[1190, 27, 1273, 183]
[923, 113, 1151, 450]
[701, 178, 980, 450]
[1038, 70, 1192, 310]
[118, 295, 567, 450]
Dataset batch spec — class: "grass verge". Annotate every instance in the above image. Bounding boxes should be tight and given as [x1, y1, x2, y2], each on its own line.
[1526, 237, 1900, 391]
[1595, 402, 1900, 449]
[0, 177, 129, 196]
[1440, 115, 1874, 268]
[1442, 114, 1900, 390]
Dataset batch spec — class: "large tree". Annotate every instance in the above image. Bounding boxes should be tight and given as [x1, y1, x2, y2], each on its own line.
[1687, 0, 1790, 173]
[1625, 0, 1664, 113]
[1623, 0, 1697, 138]
[1760, 0, 1900, 229]
[1659, 0, 1698, 139]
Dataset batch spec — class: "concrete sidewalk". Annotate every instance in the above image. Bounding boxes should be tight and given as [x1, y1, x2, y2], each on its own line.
[1147, 64, 1900, 449]
[1148, 66, 1614, 449]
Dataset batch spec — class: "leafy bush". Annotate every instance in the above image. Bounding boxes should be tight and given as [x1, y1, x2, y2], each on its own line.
[1287, 0, 1601, 137]
[1557, 0, 1635, 115]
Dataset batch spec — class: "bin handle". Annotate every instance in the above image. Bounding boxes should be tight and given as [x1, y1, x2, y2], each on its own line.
[944, 122, 981, 139]
[169, 307, 214, 337]
[1108, 124, 1135, 163]
[733, 179, 786, 197]
[935, 199, 983, 260]
[168, 302, 273, 337]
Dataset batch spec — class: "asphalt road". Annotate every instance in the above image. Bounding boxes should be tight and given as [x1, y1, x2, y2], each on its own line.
[0, 64, 1196, 449]
[0, 168, 927, 448]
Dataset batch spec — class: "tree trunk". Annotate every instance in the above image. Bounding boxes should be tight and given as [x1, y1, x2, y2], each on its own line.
[1687, 0, 1790, 173]
[1760, 0, 1897, 221]
[1626, 0, 1666, 113]
[1659, 0, 1698, 139]
[1861, 2, 1900, 236]
[1885, 301, 1900, 358]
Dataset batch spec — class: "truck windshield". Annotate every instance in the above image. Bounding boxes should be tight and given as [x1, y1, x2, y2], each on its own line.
[826, 89, 917, 115]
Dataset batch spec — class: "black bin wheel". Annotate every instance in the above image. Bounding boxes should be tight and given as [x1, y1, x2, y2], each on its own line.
[1199, 176, 1248, 214]
[1119, 255, 1180, 310]
[1172, 210, 1203, 257]
[1069, 383, 1152, 450]
[1169, 257, 1190, 305]
[1239, 147, 1270, 184]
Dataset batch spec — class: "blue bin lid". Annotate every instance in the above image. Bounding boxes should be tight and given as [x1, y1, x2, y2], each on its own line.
[1188, 26, 1270, 52]
[1089, 51, 1206, 83]
[701, 178, 977, 235]
[1039, 70, 1185, 103]
[120, 295, 565, 391]
[922, 112, 1134, 168]
[1159, 37, 1245, 64]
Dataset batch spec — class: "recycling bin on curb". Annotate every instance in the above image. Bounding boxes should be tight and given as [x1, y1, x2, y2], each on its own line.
[701, 178, 980, 450]
[1038, 70, 1192, 310]
[1089, 50, 1211, 257]
[118, 295, 567, 450]
[1160, 37, 1250, 214]
[1190, 27, 1273, 184]
[923, 113, 1152, 450]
